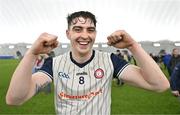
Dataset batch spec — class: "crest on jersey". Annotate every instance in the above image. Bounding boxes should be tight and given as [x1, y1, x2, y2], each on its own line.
[94, 68, 104, 79]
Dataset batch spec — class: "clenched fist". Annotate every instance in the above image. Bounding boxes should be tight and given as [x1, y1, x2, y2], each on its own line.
[107, 30, 136, 49]
[30, 33, 59, 55]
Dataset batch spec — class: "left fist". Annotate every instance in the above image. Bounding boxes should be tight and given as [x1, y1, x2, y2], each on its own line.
[107, 30, 135, 49]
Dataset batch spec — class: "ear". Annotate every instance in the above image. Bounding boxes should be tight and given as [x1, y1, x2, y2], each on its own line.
[66, 30, 70, 40]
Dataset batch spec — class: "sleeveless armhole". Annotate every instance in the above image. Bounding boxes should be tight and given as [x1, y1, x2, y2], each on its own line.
[111, 53, 129, 79]
[38, 57, 53, 80]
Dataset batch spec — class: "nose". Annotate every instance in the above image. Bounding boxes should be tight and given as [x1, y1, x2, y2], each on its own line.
[80, 30, 89, 39]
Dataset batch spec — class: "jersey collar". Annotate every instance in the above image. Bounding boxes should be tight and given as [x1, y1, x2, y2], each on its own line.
[70, 50, 95, 68]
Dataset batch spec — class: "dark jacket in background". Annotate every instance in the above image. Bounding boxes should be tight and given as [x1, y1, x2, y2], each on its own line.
[170, 62, 180, 91]
[169, 55, 180, 75]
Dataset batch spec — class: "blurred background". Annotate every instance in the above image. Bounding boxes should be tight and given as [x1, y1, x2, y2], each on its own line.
[0, 0, 180, 57]
[0, 0, 180, 43]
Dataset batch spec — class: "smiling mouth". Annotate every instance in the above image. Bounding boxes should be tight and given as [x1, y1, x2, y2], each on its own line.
[78, 41, 89, 45]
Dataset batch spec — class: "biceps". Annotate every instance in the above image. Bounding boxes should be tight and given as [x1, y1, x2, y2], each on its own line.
[120, 65, 151, 89]
[31, 72, 52, 95]
[21, 72, 52, 103]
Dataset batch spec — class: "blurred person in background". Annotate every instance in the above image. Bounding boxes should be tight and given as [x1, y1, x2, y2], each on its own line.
[158, 49, 171, 76]
[32, 54, 48, 73]
[149, 53, 159, 63]
[169, 48, 180, 75]
[16, 51, 23, 60]
[121, 50, 131, 62]
[116, 49, 123, 59]
[170, 62, 180, 97]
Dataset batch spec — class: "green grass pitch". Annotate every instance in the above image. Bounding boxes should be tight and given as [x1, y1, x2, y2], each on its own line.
[0, 59, 180, 114]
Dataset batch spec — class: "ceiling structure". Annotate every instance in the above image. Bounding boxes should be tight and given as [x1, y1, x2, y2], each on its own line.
[0, 0, 180, 43]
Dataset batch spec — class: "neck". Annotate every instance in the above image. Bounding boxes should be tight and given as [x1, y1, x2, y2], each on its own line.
[71, 50, 93, 64]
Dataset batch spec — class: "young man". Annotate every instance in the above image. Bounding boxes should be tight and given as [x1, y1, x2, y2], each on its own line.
[6, 11, 169, 115]
[169, 48, 180, 75]
[170, 62, 180, 97]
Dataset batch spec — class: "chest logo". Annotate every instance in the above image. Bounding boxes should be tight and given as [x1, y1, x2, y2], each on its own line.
[58, 72, 70, 79]
[94, 68, 104, 79]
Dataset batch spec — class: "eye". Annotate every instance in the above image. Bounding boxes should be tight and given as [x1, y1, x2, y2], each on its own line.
[73, 27, 82, 33]
[87, 28, 95, 33]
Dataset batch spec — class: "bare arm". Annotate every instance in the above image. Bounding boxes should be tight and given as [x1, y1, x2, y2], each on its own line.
[107, 30, 170, 92]
[123, 43, 169, 92]
[6, 33, 58, 105]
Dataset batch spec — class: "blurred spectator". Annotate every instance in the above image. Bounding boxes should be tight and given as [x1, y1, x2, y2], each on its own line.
[158, 49, 171, 75]
[32, 54, 48, 73]
[169, 48, 180, 75]
[16, 51, 23, 60]
[170, 62, 180, 97]
[149, 53, 159, 63]
[122, 50, 131, 62]
[116, 49, 123, 59]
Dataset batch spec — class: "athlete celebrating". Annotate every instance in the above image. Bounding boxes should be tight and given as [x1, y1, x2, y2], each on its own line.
[6, 11, 169, 115]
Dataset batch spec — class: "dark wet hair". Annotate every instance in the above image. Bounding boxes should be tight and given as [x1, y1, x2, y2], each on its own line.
[67, 11, 97, 28]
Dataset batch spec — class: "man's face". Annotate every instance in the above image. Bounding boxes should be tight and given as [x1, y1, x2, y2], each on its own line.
[66, 17, 96, 55]
[173, 49, 179, 57]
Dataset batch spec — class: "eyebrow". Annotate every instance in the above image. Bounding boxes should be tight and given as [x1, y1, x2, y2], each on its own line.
[72, 26, 82, 29]
[72, 26, 96, 30]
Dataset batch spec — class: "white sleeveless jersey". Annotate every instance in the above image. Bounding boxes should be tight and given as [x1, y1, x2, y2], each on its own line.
[40, 50, 129, 115]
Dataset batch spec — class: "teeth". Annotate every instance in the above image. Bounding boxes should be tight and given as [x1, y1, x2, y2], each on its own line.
[79, 41, 88, 45]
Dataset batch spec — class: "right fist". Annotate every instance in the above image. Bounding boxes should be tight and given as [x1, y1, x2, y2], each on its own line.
[30, 33, 58, 55]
